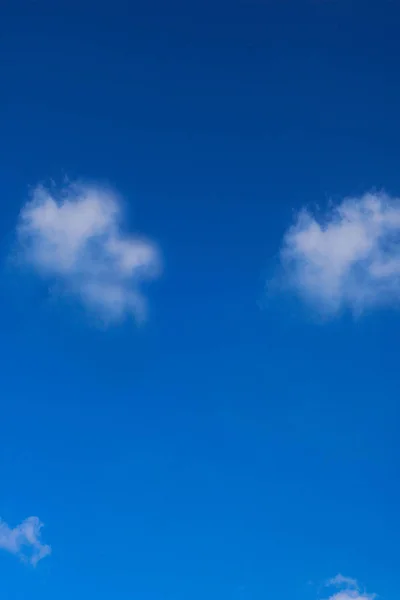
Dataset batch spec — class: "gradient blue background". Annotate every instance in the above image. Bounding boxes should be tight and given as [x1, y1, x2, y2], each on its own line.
[0, 1, 399, 598]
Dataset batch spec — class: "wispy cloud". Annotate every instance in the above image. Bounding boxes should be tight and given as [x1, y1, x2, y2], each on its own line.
[327, 575, 359, 589]
[16, 181, 161, 323]
[324, 574, 375, 600]
[0, 516, 51, 566]
[276, 192, 400, 316]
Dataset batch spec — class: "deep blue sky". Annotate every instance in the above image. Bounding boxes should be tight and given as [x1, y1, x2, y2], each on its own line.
[0, 1, 399, 598]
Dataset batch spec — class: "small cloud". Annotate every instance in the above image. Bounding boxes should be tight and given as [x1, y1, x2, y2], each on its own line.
[327, 575, 359, 589]
[324, 574, 375, 600]
[16, 181, 161, 323]
[0, 516, 51, 566]
[275, 192, 400, 316]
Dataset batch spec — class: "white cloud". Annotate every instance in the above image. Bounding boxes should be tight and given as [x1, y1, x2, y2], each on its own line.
[17, 181, 160, 323]
[277, 192, 400, 315]
[327, 575, 359, 589]
[324, 574, 375, 600]
[0, 516, 51, 566]
[328, 594, 373, 600]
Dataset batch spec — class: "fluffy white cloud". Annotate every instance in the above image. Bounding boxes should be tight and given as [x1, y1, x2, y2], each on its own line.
[17, 182, 160, 323]
[278, 192, 400, 315]
[0, 516, 51, 566]
[329, 594, 373, 600]
[324, 574, 375, 600]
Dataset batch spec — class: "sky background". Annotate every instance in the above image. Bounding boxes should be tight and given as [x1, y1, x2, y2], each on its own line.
[0, 1, 399, 599]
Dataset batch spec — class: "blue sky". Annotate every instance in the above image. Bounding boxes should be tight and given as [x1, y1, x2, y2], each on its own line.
[0, 1, 399, 598]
